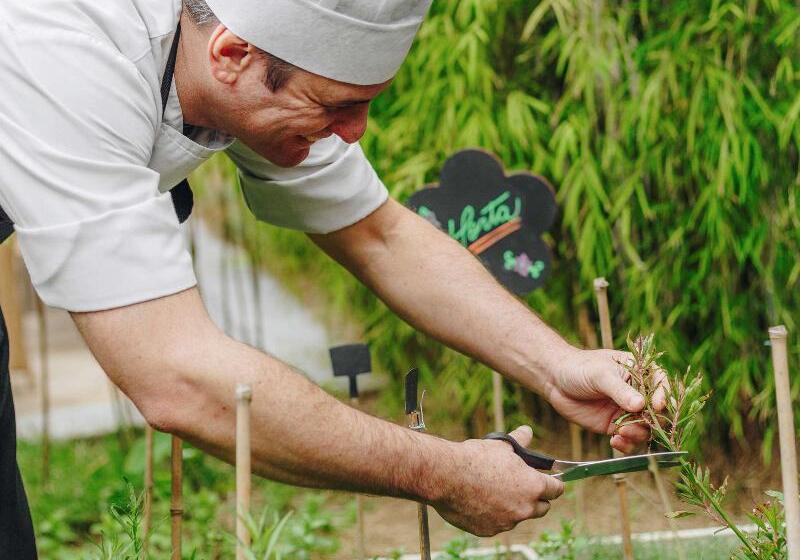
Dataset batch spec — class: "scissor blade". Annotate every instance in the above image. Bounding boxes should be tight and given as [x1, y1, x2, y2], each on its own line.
[554, 451, 687, 482]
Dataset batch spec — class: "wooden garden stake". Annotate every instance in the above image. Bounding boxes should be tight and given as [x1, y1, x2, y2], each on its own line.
[405, 369, 431, 560]
[143, 425, 154, 547]
[569, 422, 584, 527]
[0, 240, 28, 374]
[492, 371, 504, 432]
[170, 435, 183, 560]
[236, 384, 253, 560]
[768, 326, 800, 560]
[34, 296, 50, 483]
[647, 455, 686, 560]
[593, 278, 634, 560]
[330, 344, 373, 559]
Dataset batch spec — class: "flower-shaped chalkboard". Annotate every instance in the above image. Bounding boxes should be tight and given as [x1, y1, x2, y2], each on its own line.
[406, 149, 557, 296]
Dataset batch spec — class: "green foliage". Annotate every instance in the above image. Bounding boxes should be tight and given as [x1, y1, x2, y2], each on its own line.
[194, 1, 800, 449]
[532, 520, 580, 559]
[19, 433, 349, 559]
[92, 482, 144, 560]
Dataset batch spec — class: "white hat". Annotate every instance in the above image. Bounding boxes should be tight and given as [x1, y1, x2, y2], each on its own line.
[203, 0, 432, 85]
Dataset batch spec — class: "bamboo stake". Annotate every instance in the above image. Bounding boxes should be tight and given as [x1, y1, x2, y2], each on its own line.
[492, 371, 504, 432]
[171, 436, 183, 560]
[768, 326, 800, 560]
[218, 188, 232, 335]
[406, 370, 431, 560]
[647, 455, 686, 560]
[236, 384, 253, 560]
[350, 397, 367, 560]
[491, 371, 513, 553]
[34, 296, 50, 483]
[143, 425, 154, 548]
[573, 302, 598, 530]
[0, 240, 28, 374]
[331, 345, 372, 559]
[593, 277, 634, 560]
[569, 422, 584, 527]
[416, 504, 432, 560]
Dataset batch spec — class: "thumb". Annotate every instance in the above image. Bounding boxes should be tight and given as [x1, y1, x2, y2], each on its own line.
[600, 374, 645, 412]
[507, 425, 534, 447]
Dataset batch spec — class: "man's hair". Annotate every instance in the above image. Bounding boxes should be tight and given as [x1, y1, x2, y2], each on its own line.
[183, 0, 296, 91]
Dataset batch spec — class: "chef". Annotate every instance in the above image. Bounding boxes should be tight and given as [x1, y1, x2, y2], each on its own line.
[0, 0, 660, 556]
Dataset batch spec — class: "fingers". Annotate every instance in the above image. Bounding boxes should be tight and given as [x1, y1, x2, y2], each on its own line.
[610, 434, 637, 454]
[531, 500, 551, 518]
[599, 367, 645, 413]
[618, 422, 650, 443]
[539, 473, 565, 501]
[507, 424, 534, 447]
[652, 367, 668, 411]
[610, 418, 651, 453]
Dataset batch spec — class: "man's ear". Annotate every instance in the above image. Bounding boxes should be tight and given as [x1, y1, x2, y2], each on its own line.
[208, 25, 254, 85]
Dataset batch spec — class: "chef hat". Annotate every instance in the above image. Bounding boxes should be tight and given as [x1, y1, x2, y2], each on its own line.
[203, 0, 433, 85]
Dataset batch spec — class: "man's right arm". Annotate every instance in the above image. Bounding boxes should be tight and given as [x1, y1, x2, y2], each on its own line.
[71, 287, 563, 536]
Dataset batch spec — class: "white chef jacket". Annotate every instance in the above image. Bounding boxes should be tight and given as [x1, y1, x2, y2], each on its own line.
[0, 0, 388, 312]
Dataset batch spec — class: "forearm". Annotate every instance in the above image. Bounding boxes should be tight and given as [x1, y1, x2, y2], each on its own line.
[72, 288, 457, 501]
[312, 200, 575, 394]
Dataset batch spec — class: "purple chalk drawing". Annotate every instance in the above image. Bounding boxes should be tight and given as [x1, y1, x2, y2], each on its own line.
[514, 253, 534, 277]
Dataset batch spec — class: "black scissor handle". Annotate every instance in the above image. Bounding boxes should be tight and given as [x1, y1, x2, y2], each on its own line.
[484, 432, 556, 470]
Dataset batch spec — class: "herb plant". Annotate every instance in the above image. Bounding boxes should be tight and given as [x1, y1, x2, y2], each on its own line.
[620, 335, 789, 560]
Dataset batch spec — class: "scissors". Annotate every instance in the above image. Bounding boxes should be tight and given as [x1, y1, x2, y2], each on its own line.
[484, 432, 687, 482]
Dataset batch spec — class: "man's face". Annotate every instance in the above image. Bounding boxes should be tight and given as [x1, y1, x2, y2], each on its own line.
[199, 26, 391, 167]
[227, 66, 390, 167]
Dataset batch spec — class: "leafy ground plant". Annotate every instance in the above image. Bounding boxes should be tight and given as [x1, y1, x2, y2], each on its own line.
[618, 335, 788, 560]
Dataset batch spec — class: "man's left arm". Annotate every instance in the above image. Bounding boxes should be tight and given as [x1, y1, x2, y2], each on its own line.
[310, 198, 656, 452]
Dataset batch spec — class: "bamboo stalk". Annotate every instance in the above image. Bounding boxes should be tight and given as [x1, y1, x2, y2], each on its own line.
[647, 456, 685, 560]
[236, 384, 253, 560]
[143, 425, 154, 549]
[417, 504, 432, 560]
[171, 436, 183, 560]
[593, 277, 634, 560]
[569, 423, 585, 527]
[491, 371, 513, 553]
[492, 371, 504, 432]
[218, 187, 232, 335]
[350, 397, 367, 560]
[34, 296, 50, 483]
[0, 240, 28, 374]
[408, 408, 431, 560]
[768, 326, 800, 560]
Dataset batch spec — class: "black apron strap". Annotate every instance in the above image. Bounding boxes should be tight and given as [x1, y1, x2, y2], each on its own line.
[0, 23, 194, 243]
[0, 206, 12, 245]
[162, 23, 194, 224]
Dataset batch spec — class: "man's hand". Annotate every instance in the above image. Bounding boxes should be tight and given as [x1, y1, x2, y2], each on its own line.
[543, 348, 667, 453]
[432, 425, 564, 536]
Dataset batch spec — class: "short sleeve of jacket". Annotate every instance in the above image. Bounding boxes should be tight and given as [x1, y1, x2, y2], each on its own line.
[226, 137, 389, 234]
[0, 27, 196, 312]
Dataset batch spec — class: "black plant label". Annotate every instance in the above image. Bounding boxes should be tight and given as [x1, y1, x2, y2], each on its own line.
[406, 149, 557, 296]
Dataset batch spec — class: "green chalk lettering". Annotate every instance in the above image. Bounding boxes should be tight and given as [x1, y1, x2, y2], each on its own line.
[447, 191, 522, 246]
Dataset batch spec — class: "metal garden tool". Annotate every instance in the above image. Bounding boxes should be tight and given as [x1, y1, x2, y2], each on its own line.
[484, 432, 686, 482]
[405, 368, 431, 560]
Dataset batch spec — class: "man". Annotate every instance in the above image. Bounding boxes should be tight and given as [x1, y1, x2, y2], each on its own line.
[0, 0, 660, 556]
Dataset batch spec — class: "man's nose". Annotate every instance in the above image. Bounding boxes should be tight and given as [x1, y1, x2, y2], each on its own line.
[330, 104, 370, 144]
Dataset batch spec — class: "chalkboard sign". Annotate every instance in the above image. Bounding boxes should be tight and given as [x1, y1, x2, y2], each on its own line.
[407, 150, 557, 296]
